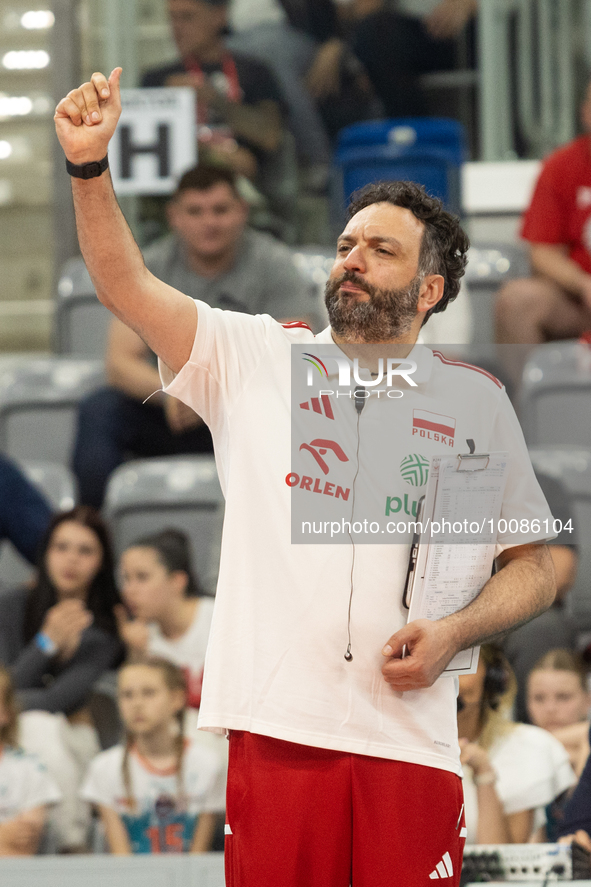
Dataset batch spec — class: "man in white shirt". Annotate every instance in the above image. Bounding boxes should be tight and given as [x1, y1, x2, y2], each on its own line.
[54, 69, 555, 887]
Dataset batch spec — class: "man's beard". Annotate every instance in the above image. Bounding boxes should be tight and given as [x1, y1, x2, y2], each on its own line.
[324, 271, 422, 343]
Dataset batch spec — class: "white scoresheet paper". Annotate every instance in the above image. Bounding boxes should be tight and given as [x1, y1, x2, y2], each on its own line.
[406, 453, 510, 675]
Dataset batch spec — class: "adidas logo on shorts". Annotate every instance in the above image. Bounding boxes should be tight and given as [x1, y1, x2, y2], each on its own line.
[429, 851, 454, 879]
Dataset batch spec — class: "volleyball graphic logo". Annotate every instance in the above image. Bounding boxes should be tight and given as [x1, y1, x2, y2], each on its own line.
[400, 454, 430, 486]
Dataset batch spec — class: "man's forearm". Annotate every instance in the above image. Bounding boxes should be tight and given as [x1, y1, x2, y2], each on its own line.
[381, 544, 556, 690]
[55, 70, 198, 373]
[72, 172, 151, 319]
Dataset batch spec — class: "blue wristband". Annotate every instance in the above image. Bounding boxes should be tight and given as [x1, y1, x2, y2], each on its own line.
[35, 632, 57, 656]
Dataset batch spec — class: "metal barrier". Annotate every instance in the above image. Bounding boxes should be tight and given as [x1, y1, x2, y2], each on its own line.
[0, 853, 225, 887]
[479, 0, 577, 160]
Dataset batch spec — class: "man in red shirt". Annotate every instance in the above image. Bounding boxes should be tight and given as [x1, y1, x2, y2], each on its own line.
[495, 82, 591, 344]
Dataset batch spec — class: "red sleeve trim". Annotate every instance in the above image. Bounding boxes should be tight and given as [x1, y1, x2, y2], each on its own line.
[282, 321, 312, 331]
[432, 351, 503, 389]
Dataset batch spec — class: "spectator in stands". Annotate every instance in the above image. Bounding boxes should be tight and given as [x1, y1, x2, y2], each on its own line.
[0, 507, 122, 851]
[0, 455, 53, 568]
[557, 725, 591, 846]
[458, 644, 575, 844]
[503, 471, 579, 722]
[72, 164, 317, 509]
[226, 0, 372, 182]
[527, 650, 590, 779]
[81, 657, 225, 853]
[115, 529, 213, 731]
[142, 0, 285, 200]
[0, 666, 61, 856]
[339, 0, 476, 119]
[526, 650, 590, 840]
[496, 80, 591, 345]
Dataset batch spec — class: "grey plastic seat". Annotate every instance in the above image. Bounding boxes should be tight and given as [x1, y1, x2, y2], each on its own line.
[519, 341, 591, 447]
[55, 257, 112, 357]
[0, 460, 77, 589]
[465, 243, 529, 344]
[528, 446, 591, 629]
[0, 356, 104, 465]
[103, 455, 223, 590]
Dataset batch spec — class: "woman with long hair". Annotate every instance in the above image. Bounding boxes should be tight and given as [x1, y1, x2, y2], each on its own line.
[527, 649, 590, 778]
[0, 506, 122, 851]
[116, 529, 212, 718]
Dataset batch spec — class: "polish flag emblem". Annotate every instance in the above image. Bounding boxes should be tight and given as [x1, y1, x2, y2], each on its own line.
[413, 409, 456, 439]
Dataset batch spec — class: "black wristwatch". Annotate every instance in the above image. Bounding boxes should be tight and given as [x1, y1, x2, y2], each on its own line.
[65, 154, 109, 179]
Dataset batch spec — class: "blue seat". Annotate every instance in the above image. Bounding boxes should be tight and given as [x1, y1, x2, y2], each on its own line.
[334, 117, 466, 214]
[332, 117, 466, 220]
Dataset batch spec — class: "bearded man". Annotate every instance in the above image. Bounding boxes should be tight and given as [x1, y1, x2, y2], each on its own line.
[54, 68, 556, 887]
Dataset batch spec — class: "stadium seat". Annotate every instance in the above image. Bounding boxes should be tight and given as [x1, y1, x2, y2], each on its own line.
[54, 257, 112, 357]
[103, 455, 223, 589]
[465, 243, 529, 344]
[0, 356, 104, 465]
[332, 118, 467, 225]
[519, 341, 591, 447]
[529, 446, 591, 629]
[0, 460, 77, 589]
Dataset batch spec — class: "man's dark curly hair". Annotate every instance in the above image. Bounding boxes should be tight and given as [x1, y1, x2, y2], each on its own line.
[347, 181, 470, 321]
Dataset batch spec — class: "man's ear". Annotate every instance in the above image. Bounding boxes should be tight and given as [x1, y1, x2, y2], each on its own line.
[417, 274, 445, 316]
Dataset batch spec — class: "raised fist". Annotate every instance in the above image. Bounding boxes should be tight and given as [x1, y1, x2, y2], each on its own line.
[54, 68, 122, 165]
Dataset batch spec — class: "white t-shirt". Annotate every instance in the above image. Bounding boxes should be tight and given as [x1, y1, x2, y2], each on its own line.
[147, 597, 215, 710]
[81, 740, 225, 853]
[229, 0, 287, 33]
[0, 747, 61, 821]
[463, 724, 576, 843]
[160, 304, 553, 776]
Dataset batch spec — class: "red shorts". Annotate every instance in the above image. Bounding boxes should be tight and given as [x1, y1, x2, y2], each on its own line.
[224, 731, 466, 887]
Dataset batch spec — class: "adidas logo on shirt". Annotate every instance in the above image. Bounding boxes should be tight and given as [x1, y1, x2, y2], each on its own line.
[429, 851, 454, 879]
[299, 394, 334, 420]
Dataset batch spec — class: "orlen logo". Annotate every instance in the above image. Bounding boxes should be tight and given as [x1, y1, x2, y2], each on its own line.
[286, 439, 351, 500]
[299, 439, 348, 475]
[412, 409, 455, 447]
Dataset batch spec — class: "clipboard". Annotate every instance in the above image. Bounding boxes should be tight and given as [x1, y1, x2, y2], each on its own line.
[402, 447, 510, 676]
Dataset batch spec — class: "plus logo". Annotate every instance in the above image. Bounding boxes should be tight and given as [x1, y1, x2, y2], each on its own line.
[299, 439, 348, 475]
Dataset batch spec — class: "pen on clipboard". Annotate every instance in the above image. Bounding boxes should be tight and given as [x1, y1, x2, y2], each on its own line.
[401, 495, 425, 659]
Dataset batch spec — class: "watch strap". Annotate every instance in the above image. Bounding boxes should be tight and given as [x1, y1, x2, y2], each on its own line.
[66, 154, 109, 179]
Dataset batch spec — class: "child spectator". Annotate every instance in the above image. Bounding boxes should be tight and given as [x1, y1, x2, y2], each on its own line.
[458, 645, 576, 844]
[81, 657, 225, 853]
[527, 650, 591, 779]
[115, 529, 213, 725]
[0, 666, 61, 856]
[0, 506, 122, 850]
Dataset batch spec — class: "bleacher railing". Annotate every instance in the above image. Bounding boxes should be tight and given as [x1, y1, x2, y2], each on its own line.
[479, 0, 578, 160]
